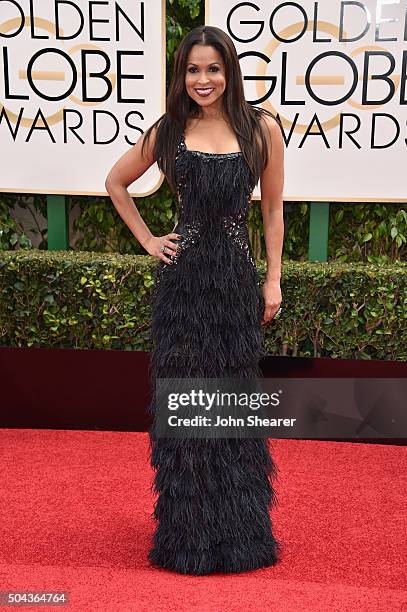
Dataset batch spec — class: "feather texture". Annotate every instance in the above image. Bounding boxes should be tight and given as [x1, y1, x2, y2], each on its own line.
[146, 131, 281, 575]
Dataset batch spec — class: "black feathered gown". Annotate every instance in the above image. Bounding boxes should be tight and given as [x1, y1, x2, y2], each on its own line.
[147, 131, 281, 575]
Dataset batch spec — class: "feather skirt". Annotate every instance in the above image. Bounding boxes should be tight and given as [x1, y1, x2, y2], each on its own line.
[146, 138, 281, 575]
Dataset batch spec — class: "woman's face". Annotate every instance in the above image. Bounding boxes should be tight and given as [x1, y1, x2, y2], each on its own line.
[185, 45, 226, 110]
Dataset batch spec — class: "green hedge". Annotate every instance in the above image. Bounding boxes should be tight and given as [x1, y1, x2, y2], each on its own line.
[1, 250, 406, 360]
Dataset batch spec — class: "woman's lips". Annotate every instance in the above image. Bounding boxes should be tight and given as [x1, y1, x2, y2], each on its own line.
[195, 88, 214, 97]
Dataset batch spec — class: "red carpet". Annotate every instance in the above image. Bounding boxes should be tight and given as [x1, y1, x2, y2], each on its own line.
[0, 429, 405, 611]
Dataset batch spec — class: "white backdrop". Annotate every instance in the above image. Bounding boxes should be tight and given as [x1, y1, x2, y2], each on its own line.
[1, 1, 405, 201]
[207, 0, 406, 201]
[0, 0, 165, 196]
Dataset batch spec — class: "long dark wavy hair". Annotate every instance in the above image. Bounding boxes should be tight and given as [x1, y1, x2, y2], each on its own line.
[141, 25, 282, 194]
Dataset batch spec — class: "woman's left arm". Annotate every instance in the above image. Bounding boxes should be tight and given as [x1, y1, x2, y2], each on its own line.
[259, 114, 285, 325]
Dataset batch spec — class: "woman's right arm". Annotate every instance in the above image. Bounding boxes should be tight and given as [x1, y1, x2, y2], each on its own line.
[105, 126, 180, 264]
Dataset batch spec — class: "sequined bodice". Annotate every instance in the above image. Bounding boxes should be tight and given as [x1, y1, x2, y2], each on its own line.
[163, 132, 257, 271]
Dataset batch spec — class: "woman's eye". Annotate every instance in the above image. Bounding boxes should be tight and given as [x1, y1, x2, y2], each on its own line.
[187, 66, 219, 73]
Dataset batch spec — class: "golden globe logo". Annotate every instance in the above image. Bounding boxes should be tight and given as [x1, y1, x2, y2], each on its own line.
[226, 1, 406, 148]
[0, 1, 145, 144]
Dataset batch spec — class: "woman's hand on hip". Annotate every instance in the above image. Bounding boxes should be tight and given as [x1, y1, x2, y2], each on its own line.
[145, 233, 181, 264]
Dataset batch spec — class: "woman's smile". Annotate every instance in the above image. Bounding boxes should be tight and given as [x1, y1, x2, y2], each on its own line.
[195, 87, 215, 97]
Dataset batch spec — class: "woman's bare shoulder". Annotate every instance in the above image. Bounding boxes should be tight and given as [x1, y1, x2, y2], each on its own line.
[105, 122, 160, 189]
[258, 111, 282, 139]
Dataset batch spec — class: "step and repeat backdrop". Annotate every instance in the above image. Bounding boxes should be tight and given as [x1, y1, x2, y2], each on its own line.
[206, 0, 406, 201]
[0, 0, 166, 196]
[0, 0, 405, 200]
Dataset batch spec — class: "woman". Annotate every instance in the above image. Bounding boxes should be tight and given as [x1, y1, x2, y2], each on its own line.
[105, 25, 285, 575]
